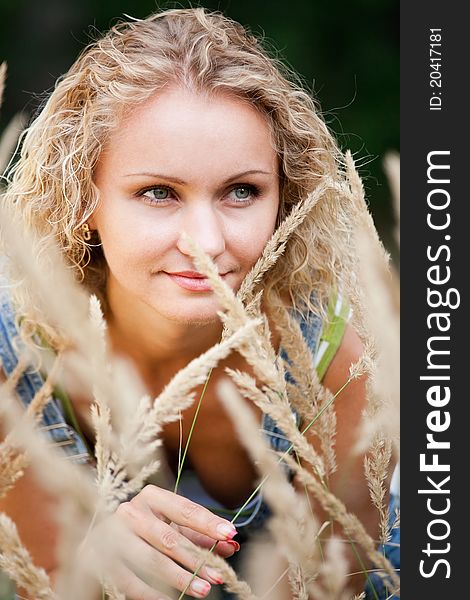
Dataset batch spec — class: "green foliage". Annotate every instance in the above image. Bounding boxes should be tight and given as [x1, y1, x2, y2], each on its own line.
[0, 0, 398, 240]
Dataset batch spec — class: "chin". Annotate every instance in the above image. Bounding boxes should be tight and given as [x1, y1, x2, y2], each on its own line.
[161, 305, 223, 327]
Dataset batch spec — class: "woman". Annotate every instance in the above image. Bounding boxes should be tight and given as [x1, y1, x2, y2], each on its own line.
[0, 7, 397, 599]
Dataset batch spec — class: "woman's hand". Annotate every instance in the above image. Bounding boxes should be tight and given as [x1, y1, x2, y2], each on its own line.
[109, 484, 239, 599]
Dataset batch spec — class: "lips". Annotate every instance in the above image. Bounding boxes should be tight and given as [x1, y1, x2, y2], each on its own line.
[166, 270, 229, 278]
[168, 271, 208, 279]
[164, 271, 230, 292]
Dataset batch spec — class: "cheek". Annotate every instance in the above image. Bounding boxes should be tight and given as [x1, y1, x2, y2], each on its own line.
[93, 207, 174, 272]
[229, 205, 278, 266]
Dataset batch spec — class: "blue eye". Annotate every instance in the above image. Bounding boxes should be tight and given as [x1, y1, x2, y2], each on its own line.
[145, 187, 169, 200]
[234, 187, 251, 199]
[137, 183, 260, 206]
[230, 185, 260, 204]
[138, 186, 173, 205]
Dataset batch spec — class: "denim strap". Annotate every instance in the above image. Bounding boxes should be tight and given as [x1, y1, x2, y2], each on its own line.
[0, 289, 90, 463]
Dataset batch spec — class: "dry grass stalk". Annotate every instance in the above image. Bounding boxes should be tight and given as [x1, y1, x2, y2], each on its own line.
[287, 563, 309, 600]
[2, 244, 141, 516]
[1, 206, 127, 495]
[181, 232, 281, 391]
[342, 152, 398, 414]
[185, 544, 259, 600]
[241, 532, 291, 600]
[74, 296, 172, 512]
[89, 366, 162, 501]
[0, 354, 27, 395]
[354, 232, 399, 439]
[0, 113, 27, 175]
[85, 300, 162, 492]
[325, 159, 384, 446]
[383, 152, 400, 249]
[0, 512, 56, 599]
[85, 297, 162, 509]
[183, 233, 329, 481]
[285, 381, 316, 431]
[306, 386, 337, 476]
[27, 353, 62, 420]
[0, 62, 6, 109]
[0, 382, 90, 495]
[269, 511, 322, 586]
[187, 232, 384, 597]
[54, 499, 104, 600]
[270, 301, 337, 475]
[348, 342, 376, 382]
[0, 207, 146, 477]
[0, 358, 30, 499]
[151, 318, 263, 424]
[281, 452, 400, 592]
[225, 367, 325, 479]
[102, 580, 126, 600]
[335, 155, 399, 566]
[236, 177, 335, 305]
[0, 204, 97, 354]
[269, 301, 321, 404]
[0, 383, 152, 600]
[344, 158, 399, 465]
[1, 330, 182, 600]
[1, 344, 61, 423]
[0, 352, 63, 501]
[0, 386, 121, 598]
[0, 442, 29, 498]
[364, 435, 393, 544]
[90, 388, 163, 510]
[217, 378, 323, 590]
[0, 445, 28, 500]
[307, 536, 350, 600]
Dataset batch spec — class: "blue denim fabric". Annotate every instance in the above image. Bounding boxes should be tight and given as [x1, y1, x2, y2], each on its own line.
[216, 307, 324, 599]
[0, 289, 90, 464]
[213, 303, 323, 537]
[261, 303, 322, 467]
[0, 286, 92, 600]
[364, 492, 400, 600]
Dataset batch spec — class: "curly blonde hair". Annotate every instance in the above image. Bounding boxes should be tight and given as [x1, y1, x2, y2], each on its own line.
[3, 7, 354, 343]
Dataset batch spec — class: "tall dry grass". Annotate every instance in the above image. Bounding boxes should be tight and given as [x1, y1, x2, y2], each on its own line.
[0, 64, 399, 599]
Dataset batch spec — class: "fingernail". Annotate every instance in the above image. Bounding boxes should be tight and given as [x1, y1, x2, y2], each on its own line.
[205, 567, 224, 584]
[190, 579, 211, 597]
[217, 522, 237, 539]
[226, 540, 240, 552]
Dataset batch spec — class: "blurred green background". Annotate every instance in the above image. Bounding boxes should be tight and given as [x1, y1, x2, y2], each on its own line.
[0, 0, 398, 249]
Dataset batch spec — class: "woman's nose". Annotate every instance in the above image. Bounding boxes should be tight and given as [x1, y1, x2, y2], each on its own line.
[176, 203, 226, 260]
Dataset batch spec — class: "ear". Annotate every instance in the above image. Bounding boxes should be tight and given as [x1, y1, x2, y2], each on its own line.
[87, 214, 97, 229]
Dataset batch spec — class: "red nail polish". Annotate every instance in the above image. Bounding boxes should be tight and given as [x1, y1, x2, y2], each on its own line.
[226, 540, 240, 552]
[217, 523, 238, 539]
[205, 567, 224, 585]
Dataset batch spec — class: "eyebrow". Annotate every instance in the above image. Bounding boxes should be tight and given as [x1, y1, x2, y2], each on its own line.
[123, 170, 273, 185]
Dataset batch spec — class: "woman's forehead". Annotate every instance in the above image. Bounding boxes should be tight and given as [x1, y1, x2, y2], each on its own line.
[97, 87, 279, 180]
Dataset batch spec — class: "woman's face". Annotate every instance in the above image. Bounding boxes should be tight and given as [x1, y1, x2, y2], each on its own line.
[91, 86, 280, 325]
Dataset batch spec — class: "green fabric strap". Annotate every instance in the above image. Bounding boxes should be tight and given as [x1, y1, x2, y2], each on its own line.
[33, 326, 92, 456]
[315, 292, 350, 381]
[53, 384, 93, 455]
